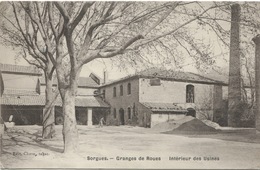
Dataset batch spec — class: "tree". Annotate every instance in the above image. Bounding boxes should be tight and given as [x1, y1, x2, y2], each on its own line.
[1, 1, 240, 153]
[253, 34, 260, 134]
[0, 2, 57, 139]
[51, 1, 233, 153]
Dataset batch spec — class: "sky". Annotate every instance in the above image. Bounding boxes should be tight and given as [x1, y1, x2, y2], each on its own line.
[0, 43, 207, 80]
[0, 1, 242, 81]
[0, 44, 130, 80]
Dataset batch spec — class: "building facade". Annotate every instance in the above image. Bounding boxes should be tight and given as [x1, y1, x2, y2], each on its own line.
[0, 64, 109, 126]
[0, 64, 226, 128]
[100, 68, 225, 128]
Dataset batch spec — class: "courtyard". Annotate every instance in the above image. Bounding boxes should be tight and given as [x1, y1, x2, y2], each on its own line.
[1, 125, 260, 169]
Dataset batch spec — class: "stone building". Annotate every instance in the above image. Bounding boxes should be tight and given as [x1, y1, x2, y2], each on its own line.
[0, 64, 227, 128]
[100, 68, 225, 128]
[0, 64, 109, 125]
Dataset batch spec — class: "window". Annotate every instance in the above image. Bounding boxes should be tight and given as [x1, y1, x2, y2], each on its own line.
[120, 85, 123, 96]
[113, 87, 116, 97]
[113, 108, 117, 119]
[128, 107, 131, 119]
[127, 83, 131, 95]
[186, 84, 194, 103]
[133, 103, 136, 116]
[150, 78, 161, 86]
[103, 89, 106, 99]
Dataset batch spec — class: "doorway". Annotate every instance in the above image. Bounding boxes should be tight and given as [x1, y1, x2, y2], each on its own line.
[119, 108, 125, 125]
[187, 108, 196, 117]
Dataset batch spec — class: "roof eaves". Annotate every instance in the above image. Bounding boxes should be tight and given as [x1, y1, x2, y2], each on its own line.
[99, 75, 139, 87]
[137, 75, 226, 85]
[0, 64, 42, 75]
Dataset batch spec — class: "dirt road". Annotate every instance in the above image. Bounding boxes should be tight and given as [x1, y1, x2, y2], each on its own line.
[1, 125, 260, 169]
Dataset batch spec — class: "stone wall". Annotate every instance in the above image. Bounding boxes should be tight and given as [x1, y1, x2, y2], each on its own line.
[139, 78, 218, 120]
[100, 78, 139, 126]
[101, 77, 223, 127]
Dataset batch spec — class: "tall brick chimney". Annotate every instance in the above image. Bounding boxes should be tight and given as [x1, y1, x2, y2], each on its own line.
[228, 4, 242, 127]
[253, 35, 260, 134]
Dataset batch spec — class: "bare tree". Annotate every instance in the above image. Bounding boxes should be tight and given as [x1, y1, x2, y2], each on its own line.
[0, 2, 57, 139]
[1, 1, 239, 153]
[50, 1, 233, 153]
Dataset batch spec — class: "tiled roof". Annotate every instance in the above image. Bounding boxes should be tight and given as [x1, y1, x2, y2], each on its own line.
[137, 68, 223, 84]
[74, 96, 109, 107]
[141, 102, 187, 112]
[78, 77, 99, 88]
[0, 95, 109, 108]
[40, 76, 99, 88]
[0, 63, 42, 75]
[101, 67, 225, 87]
[3, 89, 39, 96]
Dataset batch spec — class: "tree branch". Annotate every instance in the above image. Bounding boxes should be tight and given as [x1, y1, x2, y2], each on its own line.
[54, 2, 70, 24]
[71, 2, 94, 31]
[80, 34, 144, 66]
[48, 2, 58, 39]
[132, 4, 229, 49]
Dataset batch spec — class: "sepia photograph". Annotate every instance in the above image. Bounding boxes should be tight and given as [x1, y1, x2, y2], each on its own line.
[0, 1, 260, 169]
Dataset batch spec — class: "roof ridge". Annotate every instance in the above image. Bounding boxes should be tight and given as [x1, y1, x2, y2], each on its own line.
[187, 72, 225, 83]
[101, 68, 225, 87]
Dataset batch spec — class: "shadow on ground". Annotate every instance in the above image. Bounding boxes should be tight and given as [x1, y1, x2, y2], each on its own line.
[4, 130, 63, 153]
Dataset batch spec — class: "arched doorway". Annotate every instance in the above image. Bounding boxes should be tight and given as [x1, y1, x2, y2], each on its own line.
[187, 108, 196, 117]
[119, 108, 125, 125]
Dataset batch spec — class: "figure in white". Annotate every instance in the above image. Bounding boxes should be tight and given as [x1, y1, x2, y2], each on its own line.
[99, 117, 105, 128]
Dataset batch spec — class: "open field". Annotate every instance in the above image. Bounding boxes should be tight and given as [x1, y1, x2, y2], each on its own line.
[1, 125, 260, 169]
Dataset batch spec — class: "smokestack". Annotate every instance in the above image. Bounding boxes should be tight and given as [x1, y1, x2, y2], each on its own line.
[228, 4, 241, 127]
[103, 70, 108, 84]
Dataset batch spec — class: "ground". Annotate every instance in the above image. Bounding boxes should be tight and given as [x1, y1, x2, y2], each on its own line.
[1, 125, 260, 169]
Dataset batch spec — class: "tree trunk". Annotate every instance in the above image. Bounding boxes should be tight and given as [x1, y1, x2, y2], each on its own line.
[61, 89, 79, 153]
[228, 4, 242, 127]
[253, 35, 260, 134]
[42, 73, 55, 139]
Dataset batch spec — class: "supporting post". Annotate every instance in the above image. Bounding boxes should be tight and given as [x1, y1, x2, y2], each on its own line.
[253, 35, 260, 134]
[87, 108, 93, 126]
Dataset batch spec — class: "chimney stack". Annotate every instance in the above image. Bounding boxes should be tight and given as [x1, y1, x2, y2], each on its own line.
[228, 4, 241, 127]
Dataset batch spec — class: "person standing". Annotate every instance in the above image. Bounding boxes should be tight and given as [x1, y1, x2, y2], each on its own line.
[99, 117, 105, 128]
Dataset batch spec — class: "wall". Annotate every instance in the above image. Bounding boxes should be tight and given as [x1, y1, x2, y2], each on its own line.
[77, 87, 97, 96]
[213, 85, 224, 122]
[100, 78, 139, 126]
[150, 112, 186, 128]
[137, 102, 152, 127]
[40, 85, 97, 96]
[101, 77, 223, 127]
[222, 86, 228, 100]
[2, 73, 38, 91]
[139, 78, 216, 120]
